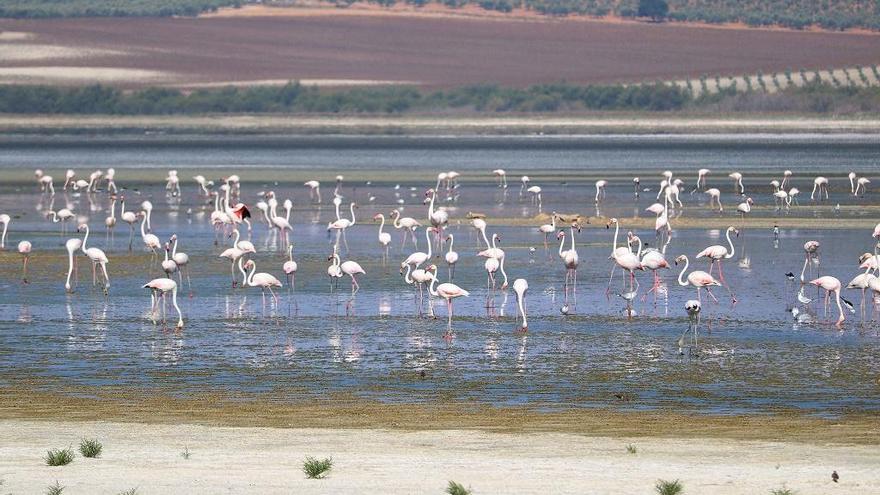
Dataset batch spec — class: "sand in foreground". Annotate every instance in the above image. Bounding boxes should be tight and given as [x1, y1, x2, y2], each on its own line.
[1, 419, 876, 494]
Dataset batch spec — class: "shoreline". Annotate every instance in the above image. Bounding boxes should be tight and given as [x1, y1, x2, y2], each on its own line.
[1, 387, 878, 445]
[1, 115, 880, 136]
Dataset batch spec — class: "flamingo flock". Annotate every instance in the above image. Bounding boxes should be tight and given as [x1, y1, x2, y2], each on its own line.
[1, 165, 876, 344]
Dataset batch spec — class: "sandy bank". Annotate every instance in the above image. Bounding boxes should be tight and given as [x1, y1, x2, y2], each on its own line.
[0, 418, 877, 494]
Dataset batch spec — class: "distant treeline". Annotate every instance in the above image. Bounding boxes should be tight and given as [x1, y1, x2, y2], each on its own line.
[0, 81, 877, 115]
[329, 0, 880, 31]
[1, 1, 879, 31]
[0, 0, 241, 18]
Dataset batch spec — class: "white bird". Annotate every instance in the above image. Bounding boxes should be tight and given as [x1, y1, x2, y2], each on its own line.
[513, 278, 528, 331]
[143, 278, 183, 329]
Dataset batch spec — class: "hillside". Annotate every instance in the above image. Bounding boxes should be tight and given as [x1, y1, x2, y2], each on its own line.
[3, 0, 879, 32]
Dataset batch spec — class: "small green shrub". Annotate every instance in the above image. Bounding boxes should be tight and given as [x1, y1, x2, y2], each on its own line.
[446, 480, 472, 495]
[655, 478, 684, 495]
[45, 448, 74, 466]
[303, 456, 333, 479]
[46, 481, 64, 495]
[626, 444, 637, 454]
[117, 489, 139, 495]
[79, 438, 102, 458]
[770, 488, 795, 495]
[181, 446, 191, 459]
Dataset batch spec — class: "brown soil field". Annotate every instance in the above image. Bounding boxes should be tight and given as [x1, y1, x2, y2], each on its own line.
[1, 7, 880, 88]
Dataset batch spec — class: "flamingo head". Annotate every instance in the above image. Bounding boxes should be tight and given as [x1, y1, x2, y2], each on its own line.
[674, 255, 686, 265]
[556, 230, 565, 240]
[244, 260, 255, 270]
[427, 264, 438, 273]
[372, 213, 383, 221]
[231, 204, 251, 220]
[733, 227, 740, 237]
[164, 242, 171, 252]
[76, 223, 87, 232]
[390, 209, 399, 218]
[633, 177, 639, 183]
[170, 234, 178, 242]
[493, 234, 501, 244]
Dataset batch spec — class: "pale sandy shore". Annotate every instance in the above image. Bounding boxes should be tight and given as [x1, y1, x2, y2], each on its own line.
[2, 115, 880, 135]
[1, 419, 877, 494]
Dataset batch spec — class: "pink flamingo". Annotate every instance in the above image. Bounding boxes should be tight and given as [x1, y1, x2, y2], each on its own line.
[696, 226, 738, 302]
[606, 218, 642, 293]
[801, 241, 820, 282]
[169, 234, 191, 295]
[594, 180, 607, 204]
[675, 255, 721, 303]
[77, 223, 110, 292]
[811, 176, 829, 201]
[729, 172, 744, 194]
[64, 237, 82, 292]
[243, 259, 283, 306]
[537, 212, 557, 249]
[640, 248, 670, 299]
[340, 256, 366, 294]
[390, 209, 421, 249]
[17, 240, 31, 284]
[283, 244, 298, 290]
[143, 278, 183, 329]
[219, 242, 254, 288]
[705, 188, 723, 213]
[428, 273, 469, 334]
[809, 276, 845, 328]
[556, 224, 580, 303]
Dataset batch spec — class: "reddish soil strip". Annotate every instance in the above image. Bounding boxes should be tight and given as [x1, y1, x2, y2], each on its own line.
[1, 11, 880, 88]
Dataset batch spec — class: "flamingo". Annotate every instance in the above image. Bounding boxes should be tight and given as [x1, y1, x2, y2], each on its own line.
[695, 226, 738, 302]
[594, 180, 607, 204]
[327, 248, 343, 291]
[330, 251, 364, 294]
[478, 232, 505, 261]
[193, 175, 210, 196]
[729, 172, 744, 194]
[780, 170, 792, 190]
[849, 172, 857, 195]
[646, 203, 671, 237]
[119, 196, 138, 250]
[675, 255, 721, 303]
[736, 197, 753, 226]
[34, 169, 55, 195]
[427, 273, 469, 333]
[141, 201, 153, 232]
[527, 185, 542, 207]
[801, 241, 820, 282]
[77, 223, 110, 291]
[0, 213, 9, 249]
[809, 276, 845, 328]
[774, 190, 790, 210]
[138, 211, 161, 268]
[606, 218, 642, 293]
[17, 240, 31, 283]
[811, 176, 829, 201]
[104, 168, 117, 194]
[409, 264, 437, 315]
[304, 180, 322, 203]
[519, 175, 530, 195]
[678, 300, 701, 354]
[243, 259, 283, 306]
[695, 168, 709, 192]
[445, 234, 459, 279]
[328, 201, 357, 234]
[513, 278, 528, 331]
[63, 169, 76, 191]
[640, 247, 670, 299]
[104, 195, 117, 238]
[401, 227, 435, 269]
[64, 237, 82, 292]
[283, 244, 298, 291]
[143, 278, 183, 329]
[770, 180, 781, 193]
[632, 177, 640, 197]
[538, 212, 557, 249]
[856, 177, 870, 197]
[161, 242, 178, 278]
[373, 213, 392, 264]
[219, 242, 254, 288]
[472, 217, 490, 248]
[390, 209, 421, 249]
[425, 189, 449, 248]
[169, 234, 191, 294]
[846, 271, 876, 317]
[556, 224, 580, 302]
[705, 188, 723, 213]
[47, 209, 75, 235]
[788, 187, 801, 205]
[492, 169, 507, 188]
[484, 255, 508, 291]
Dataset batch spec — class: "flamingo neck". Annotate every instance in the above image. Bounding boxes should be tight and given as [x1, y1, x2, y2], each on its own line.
[171, 238, 178, 257]
[163, 246, 170, 262]
[288, 245, 294, 262]
[403, 264, 413, 284]
[392, 212, 401, 229]
[349, 203, 356, 226]
[725, 228, 736, 258]
[378, 215, 385, 234]
[140, 214, 148, 237]
[569, 226, 576, 251]
[1, 222, 6, 245]
[611, 221, 619, 255]
[517, 291, 527, 328]
[800, 256, 809, 282]
[499, 256, 508, 287]
[834, 289, 845, 323]
[246, 262, 255, 286]
[558, 234, 565, 257]
[334, 201, 341, 221]
[223, 186, 231, 212]
[428, 276, 438, 297]
[425, 229, 433, 258]
[447, 234, 454, 252]
[480, 227, 489, 248]
[80, 225, 90, 252]
[170, 286, 183, 327]
[66, 247, 75, 289]
[677, 256, 689, 286]
[232, 229, 240, 247]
